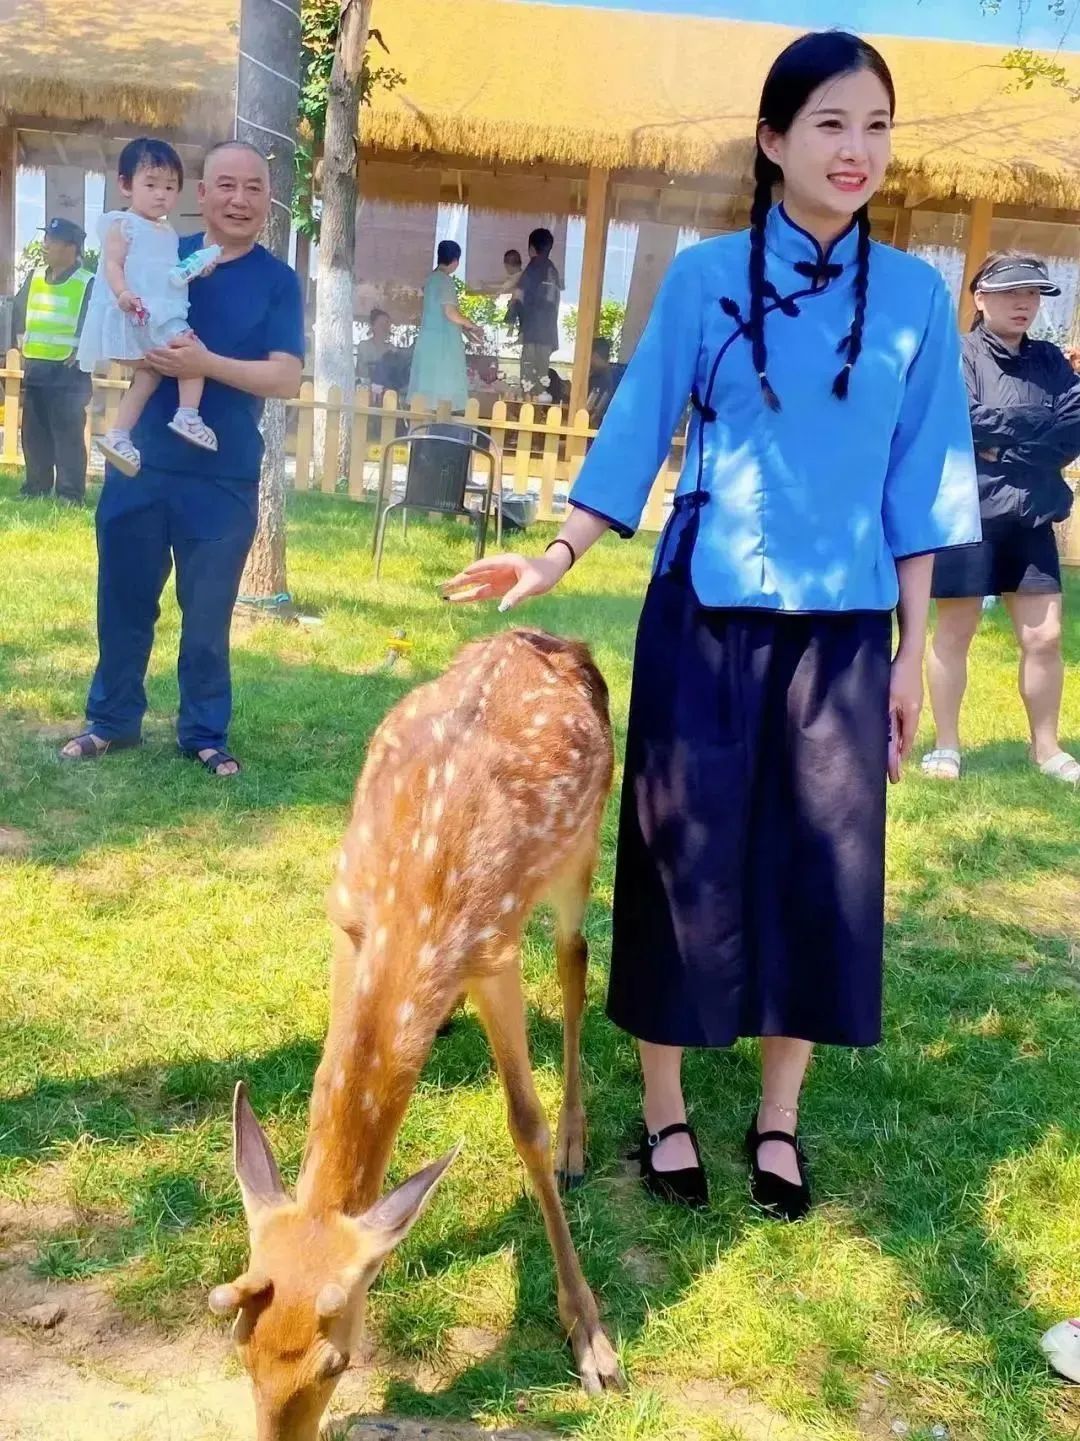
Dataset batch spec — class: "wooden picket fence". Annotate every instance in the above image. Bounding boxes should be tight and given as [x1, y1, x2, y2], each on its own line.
[2, 348, 1075, 559]
[0, 350, 684, 533]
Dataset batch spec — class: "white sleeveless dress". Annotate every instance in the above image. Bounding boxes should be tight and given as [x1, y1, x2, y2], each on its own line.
[77, 211, 191, 371]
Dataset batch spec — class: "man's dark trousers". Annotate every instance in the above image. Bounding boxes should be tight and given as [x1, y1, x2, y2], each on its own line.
[20, 373, 92, 502]
[86, 468, 258, 753]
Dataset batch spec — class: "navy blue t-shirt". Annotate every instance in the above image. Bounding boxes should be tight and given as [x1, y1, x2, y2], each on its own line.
[136, 234, 305, 482]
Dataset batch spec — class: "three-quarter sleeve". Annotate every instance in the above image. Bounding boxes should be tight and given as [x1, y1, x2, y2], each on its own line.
[882, 276, 981, 559]
[568, 247, 702, 537]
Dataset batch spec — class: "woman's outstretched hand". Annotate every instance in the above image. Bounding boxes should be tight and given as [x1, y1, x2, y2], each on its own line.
[441, 550, 570, 612]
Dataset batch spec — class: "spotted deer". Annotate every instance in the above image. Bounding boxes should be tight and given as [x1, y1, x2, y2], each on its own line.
[209, 628, 623, 1440]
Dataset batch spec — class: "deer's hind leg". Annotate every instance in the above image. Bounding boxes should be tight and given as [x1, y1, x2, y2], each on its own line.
[547, 848, 596, 1190]
[468, 959, 624, 1395]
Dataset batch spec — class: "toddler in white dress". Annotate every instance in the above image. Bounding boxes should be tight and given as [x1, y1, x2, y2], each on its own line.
[78, 138, 219, 477]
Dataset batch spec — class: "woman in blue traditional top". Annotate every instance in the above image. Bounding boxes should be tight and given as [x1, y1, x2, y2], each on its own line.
[444, 33, 980, 1221]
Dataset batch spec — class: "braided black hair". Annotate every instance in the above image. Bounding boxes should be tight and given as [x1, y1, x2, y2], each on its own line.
[832, 205, 872, 399]
[749, 150, 783, 411]
[749, 31, 895, 410]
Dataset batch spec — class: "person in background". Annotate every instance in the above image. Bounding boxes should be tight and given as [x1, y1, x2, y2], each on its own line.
[355, 308, 406, 392]
[59, 142, 304, 778]
[407, 240, 485, 412]
[923, 252, 1080, 786]
[1064, 345, 1080, 376]
[12, 218, 94, 505]
[515, 227, 562, 393]
[586, 335, 618, 423]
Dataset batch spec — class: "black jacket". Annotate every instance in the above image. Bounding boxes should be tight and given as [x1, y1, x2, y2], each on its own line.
[962, 325, 1080, 528]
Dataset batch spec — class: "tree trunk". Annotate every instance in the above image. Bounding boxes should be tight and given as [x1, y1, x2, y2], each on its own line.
[235, 0, 302, 606]
[313, 0, 371, 484]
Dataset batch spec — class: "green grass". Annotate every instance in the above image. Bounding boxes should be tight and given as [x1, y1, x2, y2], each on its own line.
[1, 468, 1079, 1441]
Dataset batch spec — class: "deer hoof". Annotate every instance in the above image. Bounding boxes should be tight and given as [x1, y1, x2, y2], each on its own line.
[557, 1168, 585, 1192]
[572, 1321, 626, 1395]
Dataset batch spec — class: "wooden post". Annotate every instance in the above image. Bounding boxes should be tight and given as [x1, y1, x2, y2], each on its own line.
[958, 197, 994, 331]
[0, 128, 17, 297]
[891, 207, 913, 252]
[569, 168, 610, 419]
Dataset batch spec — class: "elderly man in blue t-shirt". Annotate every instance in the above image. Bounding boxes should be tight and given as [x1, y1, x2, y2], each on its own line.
[61, 142, 304, 777]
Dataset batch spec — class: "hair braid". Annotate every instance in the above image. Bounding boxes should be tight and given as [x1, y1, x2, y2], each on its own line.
[749, 151, 781, 412]
[832, 206, 871, 400]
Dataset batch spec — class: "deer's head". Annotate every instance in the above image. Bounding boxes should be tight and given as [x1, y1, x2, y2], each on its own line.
[209, 1084, 457, 1441]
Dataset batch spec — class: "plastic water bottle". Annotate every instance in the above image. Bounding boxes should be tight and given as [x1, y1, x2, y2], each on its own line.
[168, 244, 223, 289]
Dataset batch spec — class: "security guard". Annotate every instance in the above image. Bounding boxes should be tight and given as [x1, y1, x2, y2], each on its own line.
[12, 218, 94, 504]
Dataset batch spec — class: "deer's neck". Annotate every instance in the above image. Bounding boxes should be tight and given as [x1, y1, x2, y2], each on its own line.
[295, 959, 432, 1216]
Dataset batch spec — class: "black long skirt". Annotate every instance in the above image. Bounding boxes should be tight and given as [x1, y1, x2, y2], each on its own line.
[607, 570, 892, 1049]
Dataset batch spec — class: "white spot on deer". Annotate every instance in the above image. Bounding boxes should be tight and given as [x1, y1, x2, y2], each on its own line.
[499, 892, 517, 914]
[332, 1071, 347, 1095]
[355, 967, 372, 997]
[424, 834, 438, 861]
[447, 867, 461, 889]
[430, 796, 445, 823]
[404, 700, 419, 720]
[385, 883, 396, 906]
[568, 748, 581, 762]
[335, 882, 352, 908]
[398, 1001, 415, 1026]
[418, 942, 437, 969]
[427, 765, 438, 790]
[337, 852, 349, 875]
[474, 925, 499, 946]
[532, 712, 548, 728]
[419, 904, 433, 927]
[522, 688, 542, 702]
[544, 670, 558, 686]
[388, 855, 399, 877]
[393, 775, 404, 796]
[432, 720, 446, 744]
[411, 829, 421, 852]
[444, 759, 456, 786]
[362, 1090, 376, 1112]
[374, 926, 388, 953]
[382, 731, 400, 751]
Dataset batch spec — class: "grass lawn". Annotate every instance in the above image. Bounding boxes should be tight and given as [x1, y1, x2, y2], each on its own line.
[1, 467, 1079, 1441]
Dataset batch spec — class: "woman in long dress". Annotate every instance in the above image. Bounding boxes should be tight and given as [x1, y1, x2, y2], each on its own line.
[443, 32, 980, 1221]
[407, 241, 484, 412]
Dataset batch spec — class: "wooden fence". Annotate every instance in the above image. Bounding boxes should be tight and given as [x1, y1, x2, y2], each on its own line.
[0, 351, 684, 533]
[1, 349, 1076, 558]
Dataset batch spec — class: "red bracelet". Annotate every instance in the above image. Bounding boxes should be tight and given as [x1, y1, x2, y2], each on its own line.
[545, 538, 577, 568]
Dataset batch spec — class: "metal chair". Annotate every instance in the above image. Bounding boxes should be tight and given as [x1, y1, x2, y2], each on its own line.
[372, 421, 504, 579]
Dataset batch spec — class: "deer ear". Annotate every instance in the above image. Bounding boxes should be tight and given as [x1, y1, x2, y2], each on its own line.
[355, 1143, 461, 1262]
[232, 1081, 288, 1222]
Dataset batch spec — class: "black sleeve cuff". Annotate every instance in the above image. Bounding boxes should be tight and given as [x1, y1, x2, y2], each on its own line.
[569, 500, 635, 539]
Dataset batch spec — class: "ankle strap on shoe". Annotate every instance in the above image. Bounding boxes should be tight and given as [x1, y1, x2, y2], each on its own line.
[648, 1122, 697, 1147]
[754, 1129, 800, 1149]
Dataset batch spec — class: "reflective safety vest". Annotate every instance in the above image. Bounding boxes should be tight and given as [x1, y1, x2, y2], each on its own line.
[22, 266, 93, 361]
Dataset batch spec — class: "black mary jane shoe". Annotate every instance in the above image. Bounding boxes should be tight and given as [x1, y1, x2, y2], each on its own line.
[632, 1121, 709, 1209]
[745, 1119, 812, 1222]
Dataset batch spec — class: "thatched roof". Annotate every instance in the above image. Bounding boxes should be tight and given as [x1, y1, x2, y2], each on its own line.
[0, 0, 237, 136]
[366, 0, 1080, 209]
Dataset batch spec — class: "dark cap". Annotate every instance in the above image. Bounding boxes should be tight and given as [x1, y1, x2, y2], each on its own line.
[42, 217, 86, 250]
[975, 256, 1060, 297]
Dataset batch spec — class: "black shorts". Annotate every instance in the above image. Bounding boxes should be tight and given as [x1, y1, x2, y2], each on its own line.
[931, 520, 1062, 599]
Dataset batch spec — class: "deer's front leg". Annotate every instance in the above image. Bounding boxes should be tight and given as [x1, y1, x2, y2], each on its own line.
[469, 963, 624, 1396]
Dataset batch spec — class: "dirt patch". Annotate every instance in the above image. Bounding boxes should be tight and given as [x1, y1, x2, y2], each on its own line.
[0, 1204, 545, 1441]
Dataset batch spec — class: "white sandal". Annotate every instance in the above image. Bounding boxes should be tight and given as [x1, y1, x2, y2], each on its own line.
[1037, 751, 1080, 786]
[167, 411, 219, 452]
[96, 430, 141, 477]
[921, 747, 961, 781]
